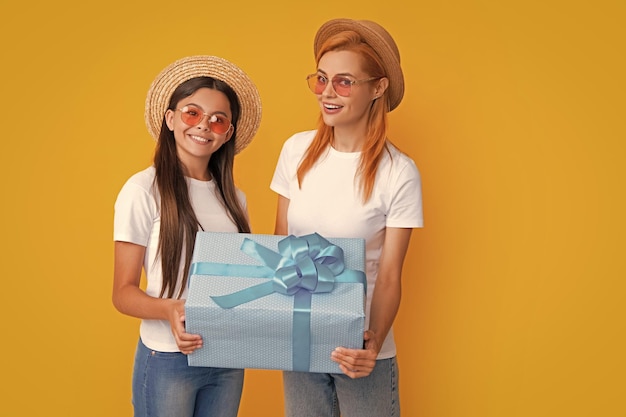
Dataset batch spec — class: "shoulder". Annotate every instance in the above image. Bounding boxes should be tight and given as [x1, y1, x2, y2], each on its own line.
[383, 143, 420, 177]
[116, 166, 157, 205]
[122, 166, 156, 191]
[281, 130, 316, 154]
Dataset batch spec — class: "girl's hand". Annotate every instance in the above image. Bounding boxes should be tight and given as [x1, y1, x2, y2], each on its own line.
[331, 330, 380, 378]
[167, 299, 203, 355]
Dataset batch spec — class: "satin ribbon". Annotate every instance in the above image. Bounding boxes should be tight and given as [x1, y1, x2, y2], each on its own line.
[189, 233, 366, 371]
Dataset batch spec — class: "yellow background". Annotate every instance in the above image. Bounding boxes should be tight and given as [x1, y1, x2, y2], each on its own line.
[1, 0, 624, 416]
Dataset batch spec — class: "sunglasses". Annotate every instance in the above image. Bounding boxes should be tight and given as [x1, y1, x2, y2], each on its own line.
[176, 105, 232, 134]
[306, 73, 380, 97]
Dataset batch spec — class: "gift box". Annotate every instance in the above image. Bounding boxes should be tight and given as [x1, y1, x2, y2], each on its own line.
[185, 231, 366, 373]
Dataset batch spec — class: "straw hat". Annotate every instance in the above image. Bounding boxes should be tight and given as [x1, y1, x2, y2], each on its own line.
[145, 55, 262, 154]
[313, 19, 404, 112]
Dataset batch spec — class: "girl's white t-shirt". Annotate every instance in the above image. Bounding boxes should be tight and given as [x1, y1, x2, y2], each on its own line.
[270, 130, 423, 359]
[114, 166, 246, 352]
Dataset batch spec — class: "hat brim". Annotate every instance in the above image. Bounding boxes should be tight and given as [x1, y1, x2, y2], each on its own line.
[313, 19, 404, 111]
[145, 55, 262, 154]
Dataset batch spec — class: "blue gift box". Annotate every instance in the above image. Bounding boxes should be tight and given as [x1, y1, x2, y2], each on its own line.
[185, 232, 366, 373]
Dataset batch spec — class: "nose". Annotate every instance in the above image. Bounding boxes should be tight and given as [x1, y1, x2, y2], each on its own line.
[321, 80, 336, 97]
[196, 114, 211, 130]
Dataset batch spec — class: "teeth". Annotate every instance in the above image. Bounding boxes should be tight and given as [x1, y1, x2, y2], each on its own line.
[190, 135, 209, 143]
[324, 104, 341, 109]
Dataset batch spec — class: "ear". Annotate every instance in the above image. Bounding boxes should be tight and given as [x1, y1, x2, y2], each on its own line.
[374, 77, 390, 100]
[224, 125, 234, 142]
[165, 109, 175, 131]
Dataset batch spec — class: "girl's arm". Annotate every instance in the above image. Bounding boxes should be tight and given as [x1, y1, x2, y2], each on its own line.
[112, 241, 202, 354]
[331, 227, 413, 378]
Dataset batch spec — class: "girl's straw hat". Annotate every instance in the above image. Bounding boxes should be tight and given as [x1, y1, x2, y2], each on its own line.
[314, 19, 404, 112]
[145, 55, 262, 154]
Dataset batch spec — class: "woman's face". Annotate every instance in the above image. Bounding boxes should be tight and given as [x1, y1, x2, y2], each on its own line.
[165, 87, 233, 167]
[314, 50, 380, 133]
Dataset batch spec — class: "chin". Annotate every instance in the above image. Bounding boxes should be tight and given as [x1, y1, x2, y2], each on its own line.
[321, 115, 340, 127]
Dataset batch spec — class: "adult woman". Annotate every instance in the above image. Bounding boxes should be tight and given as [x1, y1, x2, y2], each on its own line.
[113, 55, 261, 417]
[271, 19, 423, 416]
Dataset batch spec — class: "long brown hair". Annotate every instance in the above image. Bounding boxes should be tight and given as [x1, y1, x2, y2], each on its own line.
[297, 30, 392, 202]
[153, 77, 251, 299]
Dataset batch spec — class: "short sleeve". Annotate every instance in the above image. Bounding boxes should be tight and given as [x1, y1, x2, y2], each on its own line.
[270, 140, 292, 199]
[114, 180, 158, 246]
[270, 131, 317, 199]
[386, 158, 424, 228]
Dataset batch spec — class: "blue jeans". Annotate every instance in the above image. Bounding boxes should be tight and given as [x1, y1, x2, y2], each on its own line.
[132, 339, 244, 417]
[283, 357, 400, 417]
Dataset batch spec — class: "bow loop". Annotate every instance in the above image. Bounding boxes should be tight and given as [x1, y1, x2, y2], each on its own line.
[272, 266, 301, 295]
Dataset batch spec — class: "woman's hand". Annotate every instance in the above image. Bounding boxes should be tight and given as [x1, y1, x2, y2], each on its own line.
[167, 299, 203, 355]
[331, 330, 380, 378]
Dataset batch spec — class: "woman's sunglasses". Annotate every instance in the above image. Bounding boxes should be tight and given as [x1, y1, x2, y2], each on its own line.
[306, 73, 380, 97]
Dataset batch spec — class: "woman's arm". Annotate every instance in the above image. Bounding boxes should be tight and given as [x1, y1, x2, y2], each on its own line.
[112, 241, 202, 354]
[366, 227, 413, 353]
[331, 227, 413, 378]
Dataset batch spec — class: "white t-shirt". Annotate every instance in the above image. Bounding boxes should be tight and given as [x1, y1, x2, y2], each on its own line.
[270, 130, 423, 359]
[114, 166, 246, 352]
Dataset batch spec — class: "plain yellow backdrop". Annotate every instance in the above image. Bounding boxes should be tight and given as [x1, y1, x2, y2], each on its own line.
[1, 0, 624, 416]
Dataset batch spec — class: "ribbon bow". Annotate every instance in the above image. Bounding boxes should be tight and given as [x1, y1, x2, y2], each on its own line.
[207, 233, 359, 308]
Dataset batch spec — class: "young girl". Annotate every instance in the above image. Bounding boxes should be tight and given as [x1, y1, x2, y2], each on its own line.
[271, 19, 423, 416]
[113, 55, 261, 417]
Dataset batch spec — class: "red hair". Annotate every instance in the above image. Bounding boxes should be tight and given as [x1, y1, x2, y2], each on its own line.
[297, 30, 393, 202]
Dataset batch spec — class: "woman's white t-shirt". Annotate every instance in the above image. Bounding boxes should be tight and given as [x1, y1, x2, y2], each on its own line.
[270, 130, 423, 359]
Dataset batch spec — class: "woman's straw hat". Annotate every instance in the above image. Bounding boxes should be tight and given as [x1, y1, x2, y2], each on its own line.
[314, 19, 404, 112]
[145, 55, 262, 153]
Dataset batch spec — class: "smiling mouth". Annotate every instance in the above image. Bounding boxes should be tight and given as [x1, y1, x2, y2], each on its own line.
[189, 134, 211, 143]
[323, 103, 342, 110]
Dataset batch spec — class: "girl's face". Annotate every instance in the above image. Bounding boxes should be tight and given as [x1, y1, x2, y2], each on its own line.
[165, 87, 233, 167]
[314, 50, 382, 133]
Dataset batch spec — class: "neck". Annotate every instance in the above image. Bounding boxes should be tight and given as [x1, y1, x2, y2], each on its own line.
[182, 158, 212, 181]
[332, 124, 367, 152]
